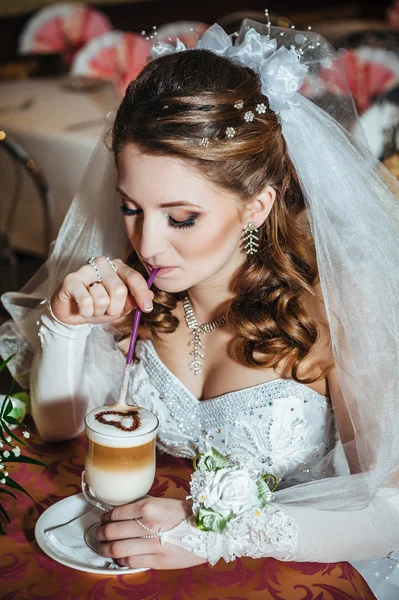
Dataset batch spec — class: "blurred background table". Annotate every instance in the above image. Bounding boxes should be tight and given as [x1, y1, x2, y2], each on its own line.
[0, 77, 117, 256]
[0, 419, 377, 600]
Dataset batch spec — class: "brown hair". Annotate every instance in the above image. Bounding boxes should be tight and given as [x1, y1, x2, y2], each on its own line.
[111, 49, 332, 384]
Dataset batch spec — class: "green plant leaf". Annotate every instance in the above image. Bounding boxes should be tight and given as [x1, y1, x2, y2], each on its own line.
[3, 397, 13, 418]
[196, 507, 232, 532]
[11, 392, 30, 413]
[3, 416, 24, 427]
[0, 503, 11, 524]
[0, 355, 15, 373]
[3, 477, 34, 501]
[2, 456, 46, 467]
[0, 420, 23, 445]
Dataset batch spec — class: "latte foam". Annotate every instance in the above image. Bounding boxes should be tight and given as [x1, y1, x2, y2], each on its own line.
[85, 406, 158, 448]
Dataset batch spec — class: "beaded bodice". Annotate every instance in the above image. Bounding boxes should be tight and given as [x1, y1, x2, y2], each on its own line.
[129, 340, 337, 488]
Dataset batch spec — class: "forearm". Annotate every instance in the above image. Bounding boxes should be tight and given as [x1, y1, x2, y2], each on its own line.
[163, 492, 398, 565]
[30, 306, 93, 442]
[279, 492, 396, 563]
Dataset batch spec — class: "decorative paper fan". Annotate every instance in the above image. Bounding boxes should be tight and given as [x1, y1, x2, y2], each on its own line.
[156, 21, 209, 48]
[72, 31, 152, 97]
[301, 47, 399, 114]
[18, 3, 113, 66]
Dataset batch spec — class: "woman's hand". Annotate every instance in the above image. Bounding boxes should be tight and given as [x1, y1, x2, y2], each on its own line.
[95, 496, 208, 570]
[51, 257, 154, 326]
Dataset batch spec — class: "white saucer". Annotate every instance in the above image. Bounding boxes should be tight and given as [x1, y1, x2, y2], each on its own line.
[35, 493, 149, 575]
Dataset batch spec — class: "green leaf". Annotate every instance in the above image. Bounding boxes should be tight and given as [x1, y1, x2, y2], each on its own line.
[200, 447, 229, 472]
[11, 392, 30, 413]
[256, 477, 274, 509]
[0, 355, 15, 373]
[0, 488, 17, 500]
[262, 473, 278, 492]
[0, 420, 23, 445]
[3, 477, 34, 501]
[193, 453, 203, 471]
[3, 398, 13, 417]
[0, 503, 11, 524]
[196, 507, 232, 532]
[2, 455, 46, 467]
[3, 416, 24, 427]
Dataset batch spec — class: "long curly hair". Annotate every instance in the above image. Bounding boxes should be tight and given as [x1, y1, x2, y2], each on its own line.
[111, 49, 332, 384]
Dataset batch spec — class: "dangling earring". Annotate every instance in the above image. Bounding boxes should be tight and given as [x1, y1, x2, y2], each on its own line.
[242, 222, 259, 255]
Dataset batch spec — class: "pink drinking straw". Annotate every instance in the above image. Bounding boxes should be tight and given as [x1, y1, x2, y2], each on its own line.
[116, 267, 159, 406]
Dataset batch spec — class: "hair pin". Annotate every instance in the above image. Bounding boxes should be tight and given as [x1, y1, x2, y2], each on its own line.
[200, 137, 211, 147]
[244, 111, 255, 122]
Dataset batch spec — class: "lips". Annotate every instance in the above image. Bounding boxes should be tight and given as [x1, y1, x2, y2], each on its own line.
[146, 263, 174, 270]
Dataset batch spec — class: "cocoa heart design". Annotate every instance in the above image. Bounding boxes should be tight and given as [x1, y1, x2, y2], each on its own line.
[95, 410, 140, 432]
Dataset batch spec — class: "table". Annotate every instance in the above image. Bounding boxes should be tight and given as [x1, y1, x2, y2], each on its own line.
[0, 418, 376, 600]
[0, 78, 117, 255]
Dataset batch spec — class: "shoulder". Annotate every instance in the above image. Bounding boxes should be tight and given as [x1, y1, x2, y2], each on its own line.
[298, 281, 333, 370]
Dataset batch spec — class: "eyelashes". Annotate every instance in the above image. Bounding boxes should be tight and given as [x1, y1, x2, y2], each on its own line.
[120, 204, 198, 229]
[120, 205, 142, 217]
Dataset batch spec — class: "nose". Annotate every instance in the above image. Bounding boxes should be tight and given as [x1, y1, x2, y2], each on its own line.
[137, 214, 169, 261]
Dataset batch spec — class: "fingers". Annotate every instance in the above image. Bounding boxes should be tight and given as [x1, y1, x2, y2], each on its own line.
[89, 257, 128, 317]
[96, 519, 152, 542]
[55, 256, 155, 323]
[115, 554, 161, 569]
[100, 497, 148, 524]
[114, 547, 207, 570]
[87, 283, 111, 318]
[114, 260, 154, 313]
[97, 537, 159, 559]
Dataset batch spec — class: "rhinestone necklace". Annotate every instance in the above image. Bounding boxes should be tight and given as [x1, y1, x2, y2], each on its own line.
[183, 296, 226, 376]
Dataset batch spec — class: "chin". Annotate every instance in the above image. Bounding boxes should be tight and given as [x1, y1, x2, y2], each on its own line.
[153, 279, 189, 294]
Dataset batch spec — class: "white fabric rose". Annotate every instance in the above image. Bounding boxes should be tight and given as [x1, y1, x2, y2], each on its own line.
[202, 468, 261, 518]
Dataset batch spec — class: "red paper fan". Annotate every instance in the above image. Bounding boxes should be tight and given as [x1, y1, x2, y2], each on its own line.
[156, 21, 209, 48]
[72, 31, 152, 97]
[18, 3, 113, 66]
[301, 47, 399, 114]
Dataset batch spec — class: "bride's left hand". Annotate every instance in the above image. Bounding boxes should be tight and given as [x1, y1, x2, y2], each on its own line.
[96, 496, 207, 569]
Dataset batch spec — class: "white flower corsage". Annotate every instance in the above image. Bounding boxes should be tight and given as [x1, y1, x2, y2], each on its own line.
[189, 447, 278, 533]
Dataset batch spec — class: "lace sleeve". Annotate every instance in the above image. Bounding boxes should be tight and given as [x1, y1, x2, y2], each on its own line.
[172, 506, 298, 566]
[160, 447, 399, 566]
[161, 492, 399, 567]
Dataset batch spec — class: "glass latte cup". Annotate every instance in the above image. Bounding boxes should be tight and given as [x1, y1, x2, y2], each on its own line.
[81, 404, 159, 552]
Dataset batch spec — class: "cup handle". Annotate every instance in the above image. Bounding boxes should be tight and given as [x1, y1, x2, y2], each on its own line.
[81, 470, 112, 511]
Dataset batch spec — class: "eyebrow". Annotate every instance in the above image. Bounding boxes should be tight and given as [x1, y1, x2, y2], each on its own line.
[115, 186, 203, 210]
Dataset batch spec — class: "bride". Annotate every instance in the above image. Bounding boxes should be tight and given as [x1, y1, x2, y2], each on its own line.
[1, 19, 399, 597]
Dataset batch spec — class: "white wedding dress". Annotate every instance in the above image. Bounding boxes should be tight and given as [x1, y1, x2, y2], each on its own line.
[30, 307, 399, 598]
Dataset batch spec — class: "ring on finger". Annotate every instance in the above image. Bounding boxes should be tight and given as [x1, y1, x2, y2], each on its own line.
[88, 281, 103, 289]
[104, 256, 118, 273]
[86, 257, 102, 282]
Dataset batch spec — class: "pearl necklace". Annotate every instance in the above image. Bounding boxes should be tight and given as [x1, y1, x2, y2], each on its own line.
[183, 296, 226, 376]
